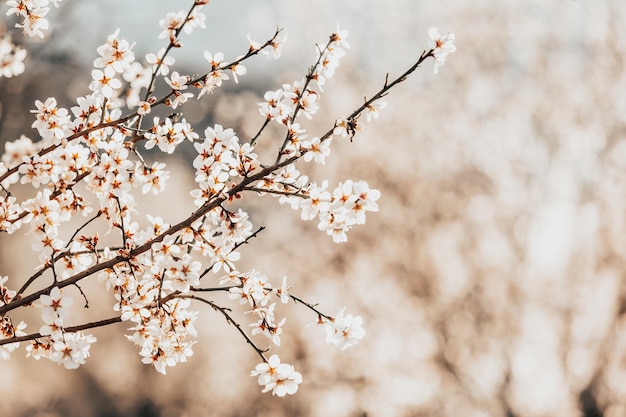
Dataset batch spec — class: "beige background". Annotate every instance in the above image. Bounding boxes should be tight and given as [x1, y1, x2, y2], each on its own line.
[1, 1, 626, 416]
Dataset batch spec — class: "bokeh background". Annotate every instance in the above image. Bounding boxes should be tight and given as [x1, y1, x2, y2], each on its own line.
[1, 0, 626, 416]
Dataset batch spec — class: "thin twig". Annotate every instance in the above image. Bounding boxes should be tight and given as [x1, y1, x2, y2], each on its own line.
[181, 294, 268, 362]
[289, 293, 334, 321]
[249, 118, 270, 146]
[198, 226, 265, 280]
[0, 316, 122, 347]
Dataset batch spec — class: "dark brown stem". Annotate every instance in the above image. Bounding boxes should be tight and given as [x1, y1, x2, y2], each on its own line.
[0, 316, 122, 347]
[250, 118, 270, 146]
[289, 293, 333, 321]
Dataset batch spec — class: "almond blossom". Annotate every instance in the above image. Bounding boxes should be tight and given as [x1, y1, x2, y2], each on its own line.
[251, 354, 303, 397]
[145, 48, 175, 76]
[428, 27, 457, 74]
[319, 308, 366, 351]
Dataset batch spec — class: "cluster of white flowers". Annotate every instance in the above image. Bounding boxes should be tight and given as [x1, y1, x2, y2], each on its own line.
[125, 297, 198, 375]
[317, 307, 366, 351]
[158, 6, 206, 45]
[5, 0, 63, 39]
[0, 33, 26, 78]
[21, 287, 97, 369]
[258, 170, 381, 243]
[190, 124, 257, 204]
[0, 0, 455, 398]
[144, 116, 197, 154]
[257, 26, 347, 125]
[251, 354, 303, 397]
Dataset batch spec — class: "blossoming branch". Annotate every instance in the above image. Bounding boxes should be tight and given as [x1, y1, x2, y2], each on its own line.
[0, 0, 455, 397]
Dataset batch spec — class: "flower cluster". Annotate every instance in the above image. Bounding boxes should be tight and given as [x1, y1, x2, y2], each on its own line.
[259, 171, 381, 243]
[26, 330, 96, 369]
[257, 26, 347, 126]
[125, 297, 198, 375]
[5, 0, 63, 39]
[251, 354, 303, 397]
[144, 116, 197, 154]
[0, 0, 455, 398]
[0, 33, 26, 78]
[227, 271, 288, 346]
[190, 124, 256, 204]
[159, 7, 206, 45]
[22, 287, 97, 369]
[318, 307, 366, 351]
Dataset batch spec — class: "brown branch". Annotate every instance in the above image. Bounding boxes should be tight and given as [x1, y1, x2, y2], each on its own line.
[0, 160, 296, 316]
[0, 316, 122, 347]
[316, 49, 435, 146]
[0, 114, 137, 185]
[0, 48, 435, 326]
[242, 186, 308, 198]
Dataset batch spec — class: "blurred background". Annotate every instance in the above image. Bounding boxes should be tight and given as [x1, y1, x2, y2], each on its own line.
[1, 0, 626, 416]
